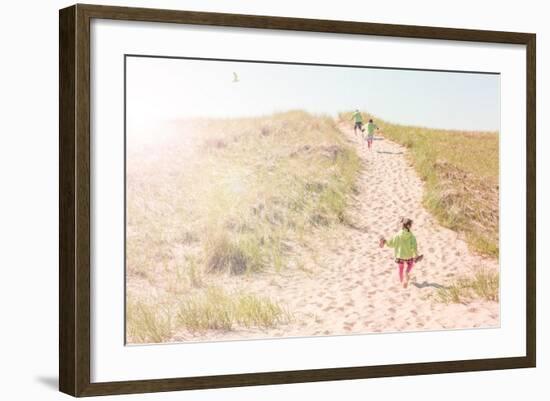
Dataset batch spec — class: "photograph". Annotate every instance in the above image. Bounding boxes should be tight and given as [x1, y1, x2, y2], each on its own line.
[124, 55, 501, 345]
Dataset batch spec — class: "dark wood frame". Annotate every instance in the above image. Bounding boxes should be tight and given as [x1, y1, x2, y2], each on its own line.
[59, 3, 536, 397]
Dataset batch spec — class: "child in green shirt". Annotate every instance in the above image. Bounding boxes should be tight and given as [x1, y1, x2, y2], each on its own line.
[365, 119, 378, 150]
[351, 109, 364, 136]
[379, 218, 423, 288]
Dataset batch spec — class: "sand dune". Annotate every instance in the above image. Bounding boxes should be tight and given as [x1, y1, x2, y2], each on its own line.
[170, 122, 499, 342]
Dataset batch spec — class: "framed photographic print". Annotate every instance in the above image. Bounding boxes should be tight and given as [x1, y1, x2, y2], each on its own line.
[59, 3, 536, 397]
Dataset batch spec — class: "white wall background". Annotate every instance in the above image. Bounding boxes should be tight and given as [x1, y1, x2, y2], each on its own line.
[0, 0, 545, 400]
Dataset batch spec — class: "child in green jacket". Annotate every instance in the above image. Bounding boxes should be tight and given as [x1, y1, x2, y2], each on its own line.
[365, 119, 378, 150]
[379, 218, 423, 288]
[351, 109, 364, 136]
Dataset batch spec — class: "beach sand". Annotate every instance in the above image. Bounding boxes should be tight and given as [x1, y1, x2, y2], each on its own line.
[169, 122, 499, 343]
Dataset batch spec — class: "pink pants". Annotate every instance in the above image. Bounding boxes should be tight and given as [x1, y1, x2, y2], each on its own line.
[397, 259, 415, 282]
[367, 137, 373, 148]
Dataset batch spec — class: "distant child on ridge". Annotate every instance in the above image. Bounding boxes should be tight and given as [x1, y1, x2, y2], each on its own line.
[365, 119, 378, 150]
[379, 218, 424, 288]
[351, 109, 364, 136]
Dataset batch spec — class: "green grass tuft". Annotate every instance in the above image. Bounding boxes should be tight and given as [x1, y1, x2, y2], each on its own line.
[436, 269, 499, 304]
[126, 300, 173, 344]
[177, 286, 291, 331]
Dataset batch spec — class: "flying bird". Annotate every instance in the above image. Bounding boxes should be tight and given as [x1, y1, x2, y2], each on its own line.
[232, 72, 240, 83]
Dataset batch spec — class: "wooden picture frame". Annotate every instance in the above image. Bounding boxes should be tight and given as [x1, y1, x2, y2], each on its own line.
[59, 3, 536, 397]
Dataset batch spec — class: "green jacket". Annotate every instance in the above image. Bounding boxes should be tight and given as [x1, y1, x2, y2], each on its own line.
[386, 229, 418, 260]
[366, 122, 378, 136]
[351, 111, 363, 123]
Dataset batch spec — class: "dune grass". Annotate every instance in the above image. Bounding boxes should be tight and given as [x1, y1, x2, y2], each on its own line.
[125, 111, 360, 343]
[126, 287, 290, 343]
[127, 111, 360, 278]
[126, 300, 174, 344]
[340, 112, 499, 257]
[435, 269, 500, 304]
[177, 286, 291, 332]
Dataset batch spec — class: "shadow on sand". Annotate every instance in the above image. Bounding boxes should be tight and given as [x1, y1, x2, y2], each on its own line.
[412, 281, 448, 290]
[376, 150, 404, 155]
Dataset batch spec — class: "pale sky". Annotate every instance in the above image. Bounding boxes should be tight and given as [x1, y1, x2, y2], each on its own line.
[126, 56, 500, 135]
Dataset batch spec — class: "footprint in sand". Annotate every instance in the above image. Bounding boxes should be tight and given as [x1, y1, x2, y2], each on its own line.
[343, 322, 356, 331]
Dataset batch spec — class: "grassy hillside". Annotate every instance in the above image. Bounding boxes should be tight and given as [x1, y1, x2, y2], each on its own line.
[340, 112, 499, 257]
[126, 111, 360, 343]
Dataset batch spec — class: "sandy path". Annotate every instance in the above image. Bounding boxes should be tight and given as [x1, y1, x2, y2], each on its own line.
[171, 123, 499, 342]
